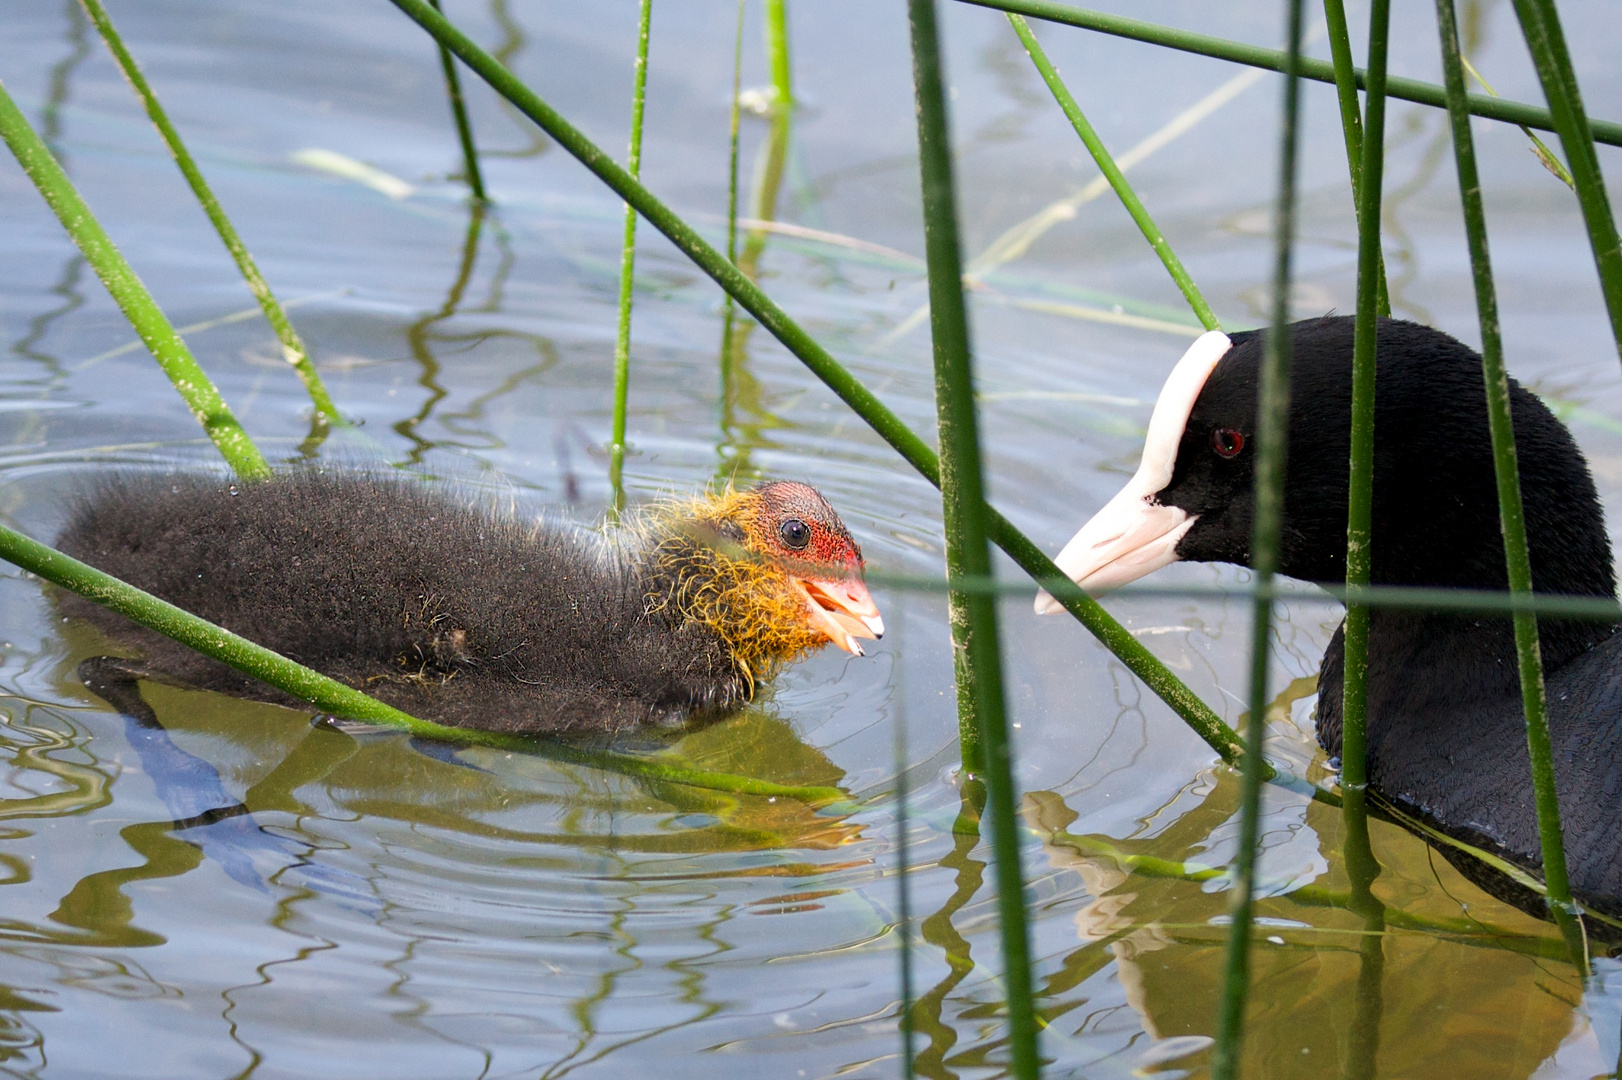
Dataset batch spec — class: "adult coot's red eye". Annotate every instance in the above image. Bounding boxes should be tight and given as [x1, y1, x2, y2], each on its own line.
[1211, 427, 1244, 458]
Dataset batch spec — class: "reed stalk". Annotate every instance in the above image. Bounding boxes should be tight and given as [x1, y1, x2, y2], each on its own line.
[609, 0, 654, 515]
[908, 3, 1037, 1072]
[76, 0, 341, 428]
[718, 0, 746, 388]
[1340, 0, 1389, 802]
[0, 79, 270, 482]
[1507, 0, 1622, 362]
[1007, 13, 1218, 331]
[737, 0, 793, 279]
[953, 0, 1622, 148]
[0, 521, 846, 807]
[1338, 5, 1393, 1055]
[385, 0, 1255, 772]
[892, 601, 917, 1079]
[1319, 0, 1390, 317]
[426, 0, 487, 202]
[1435, 0, 1579, 953]
[1213, 0, 1304, 1074]
[1338, 783, 1386, 1080]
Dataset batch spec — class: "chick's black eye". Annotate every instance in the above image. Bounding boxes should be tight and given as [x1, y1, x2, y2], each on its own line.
[1211, 427, 1245, 459]
[779, 518, 811, 550]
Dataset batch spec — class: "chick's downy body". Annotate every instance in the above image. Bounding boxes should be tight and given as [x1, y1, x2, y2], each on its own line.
[57, 472, 880, 734]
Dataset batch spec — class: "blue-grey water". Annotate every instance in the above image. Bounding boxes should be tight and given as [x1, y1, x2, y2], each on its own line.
[2, 1, 1621, 1077]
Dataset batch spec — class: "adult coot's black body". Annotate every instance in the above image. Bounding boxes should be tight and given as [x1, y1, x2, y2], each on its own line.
[1039, 317, 1622, 914]
[59, 472, 882, 734]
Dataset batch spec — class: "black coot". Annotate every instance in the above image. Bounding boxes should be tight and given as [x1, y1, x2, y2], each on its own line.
[1040, 317, 1622, 914]
[59, 471, 883, 734]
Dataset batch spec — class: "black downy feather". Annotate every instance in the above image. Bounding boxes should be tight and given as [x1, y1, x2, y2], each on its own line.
[56, 471, 748, 734]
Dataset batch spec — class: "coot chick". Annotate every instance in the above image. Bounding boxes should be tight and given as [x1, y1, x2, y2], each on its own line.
[58, 471, 883, 734]
[1039, 317, 1622, 914]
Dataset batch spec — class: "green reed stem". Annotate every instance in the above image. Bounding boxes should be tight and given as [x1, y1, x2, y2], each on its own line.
[1213, 1, 1303, 1075]
[2, 521, 844, 807]
[727, 2, 747, 272]
[1341, 0, 1389, 799]
[719, 0, 746, 352]
[1507, 0, 1622, 363]
[1436, 0, 1577, 940]
[385, 0, 1252, 773]
[62, 17, 343, 441]
[892, 601, 917, 1080]
[1007, 13, 1218, 332]
[78, 0, 340, 428]
[954, 0, 1622, 148]
[765, 0, 792, 111]
[738, 0, 793, 279]
[0, 79, 270, 482]
[1320, 0, 1389, 318]
[609, 0, 654, 516]
[426, 0, 487, 202]
[908, 5, 1038, 1073]
[1339, 783, 1387, 1080]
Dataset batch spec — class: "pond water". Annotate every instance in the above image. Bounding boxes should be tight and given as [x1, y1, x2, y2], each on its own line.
[3, 1, 1622, 1077]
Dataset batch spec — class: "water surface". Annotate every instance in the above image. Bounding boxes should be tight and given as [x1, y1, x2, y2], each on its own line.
[2, 1, 1622, 1077]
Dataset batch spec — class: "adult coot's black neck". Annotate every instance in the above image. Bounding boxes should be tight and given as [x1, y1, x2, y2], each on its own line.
[1200, 319, 1616, 752]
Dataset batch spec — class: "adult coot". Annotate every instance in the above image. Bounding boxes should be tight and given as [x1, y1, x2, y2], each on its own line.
[59, 471, 883, 733]
[1039, 317, 1622, 914]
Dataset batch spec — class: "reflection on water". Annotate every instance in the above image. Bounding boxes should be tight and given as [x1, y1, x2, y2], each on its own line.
[3, 0, 1622, 1076]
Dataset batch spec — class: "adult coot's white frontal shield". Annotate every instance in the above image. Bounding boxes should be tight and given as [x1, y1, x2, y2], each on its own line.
[1035, 330, 1233, 613]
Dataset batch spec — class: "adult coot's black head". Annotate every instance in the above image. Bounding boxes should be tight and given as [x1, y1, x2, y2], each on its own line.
[1040, 317, 1613, 606]
[1039, 316, 1622, 914]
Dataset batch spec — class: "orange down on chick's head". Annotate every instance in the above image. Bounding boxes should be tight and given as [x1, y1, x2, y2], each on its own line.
[644, 481, 884, 695]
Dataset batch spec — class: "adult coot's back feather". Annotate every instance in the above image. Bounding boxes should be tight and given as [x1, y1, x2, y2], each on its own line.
[57, 471, 883, 734]
[1039, 317, 1622, 916]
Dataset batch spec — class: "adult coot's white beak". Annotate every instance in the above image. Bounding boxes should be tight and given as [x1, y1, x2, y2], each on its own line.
[1036, 331, 1232, 613]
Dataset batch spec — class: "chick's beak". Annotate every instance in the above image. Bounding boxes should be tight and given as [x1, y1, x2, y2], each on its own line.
[792, 572, 884, 656]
